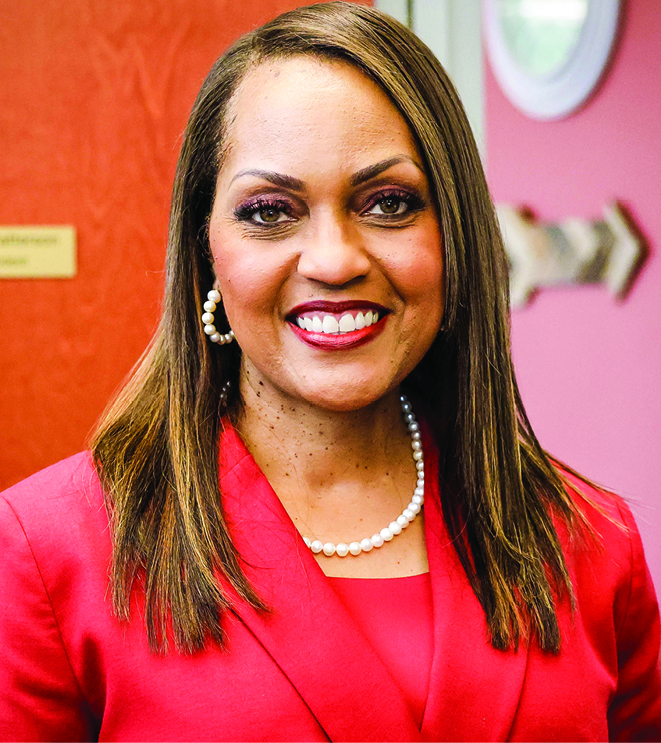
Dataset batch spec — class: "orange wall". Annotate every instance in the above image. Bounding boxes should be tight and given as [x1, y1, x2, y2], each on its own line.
[0, 0, 369, 490]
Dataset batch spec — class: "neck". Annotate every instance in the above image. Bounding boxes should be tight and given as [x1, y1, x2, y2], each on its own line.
[232, 363, 429, 578]
[234, 367, 413, 514]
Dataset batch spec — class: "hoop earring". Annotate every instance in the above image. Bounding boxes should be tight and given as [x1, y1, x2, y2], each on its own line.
[202, 289, 235, 345]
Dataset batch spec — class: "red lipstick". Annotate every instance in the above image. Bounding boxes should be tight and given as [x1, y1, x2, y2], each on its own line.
[287, 300, 389, 350]
[288, 318, 386, 349]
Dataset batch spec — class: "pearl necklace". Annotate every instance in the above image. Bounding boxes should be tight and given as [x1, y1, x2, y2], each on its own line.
[304, 394, 424, 557]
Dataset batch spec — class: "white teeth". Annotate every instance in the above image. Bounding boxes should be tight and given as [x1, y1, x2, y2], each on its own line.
[322, 315, 340, 333]
[295, 310, 382, 334]
[339, 313, 356, 332]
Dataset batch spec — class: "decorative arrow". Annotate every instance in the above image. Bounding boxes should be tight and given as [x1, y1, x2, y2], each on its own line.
[496, 202, 646, 307]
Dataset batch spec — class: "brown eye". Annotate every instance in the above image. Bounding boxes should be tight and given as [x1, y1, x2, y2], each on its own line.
[380, 197, 402, 215]
[366, 196, 411, 217]
[235, 198, 296, 227]
[257, 207, 282, 223]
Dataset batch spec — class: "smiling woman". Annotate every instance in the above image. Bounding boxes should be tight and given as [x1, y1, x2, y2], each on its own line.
[209, 57, 443, 417]
[1, 2, 659, 742]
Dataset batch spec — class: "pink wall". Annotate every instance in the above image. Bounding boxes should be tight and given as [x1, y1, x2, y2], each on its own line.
[486, 1, 661, 589]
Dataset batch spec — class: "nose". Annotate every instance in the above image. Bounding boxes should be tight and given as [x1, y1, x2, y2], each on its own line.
[296, 212, 371, 286]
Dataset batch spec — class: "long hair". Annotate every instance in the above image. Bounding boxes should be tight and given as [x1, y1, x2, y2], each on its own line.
[92, 1, 588, 654]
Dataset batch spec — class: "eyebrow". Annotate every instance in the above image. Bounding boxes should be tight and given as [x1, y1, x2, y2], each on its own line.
[350, 155, 422, 186]
[229, 156, 423, 191]
[230, 169, 305, 191]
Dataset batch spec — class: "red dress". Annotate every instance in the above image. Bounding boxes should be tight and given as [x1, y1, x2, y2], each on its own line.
[1, 421, 660, 741]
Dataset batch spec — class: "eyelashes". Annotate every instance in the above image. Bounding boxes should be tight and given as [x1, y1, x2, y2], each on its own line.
[234, 197, 297, 226]
[361, 189, 425, 218]
[233, 188, 426, 229]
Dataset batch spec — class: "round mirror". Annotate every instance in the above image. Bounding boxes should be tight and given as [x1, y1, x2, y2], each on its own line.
[497, 0, 588, 78]
[485, 0, 620, 119]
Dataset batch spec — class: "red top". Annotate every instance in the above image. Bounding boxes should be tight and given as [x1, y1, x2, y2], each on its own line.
[1, 420, 660, 741]
[329, 574, 434, 729]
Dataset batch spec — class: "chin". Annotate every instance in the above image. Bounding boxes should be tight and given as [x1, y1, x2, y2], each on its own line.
[242, 354, 407, 413]
[288, 376, 400, 413]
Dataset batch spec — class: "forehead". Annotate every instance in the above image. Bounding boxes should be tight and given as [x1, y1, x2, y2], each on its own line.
[220, 56, 420, 176]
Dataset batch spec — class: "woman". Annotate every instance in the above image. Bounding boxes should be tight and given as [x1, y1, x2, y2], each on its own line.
[1, 3, 659, 741]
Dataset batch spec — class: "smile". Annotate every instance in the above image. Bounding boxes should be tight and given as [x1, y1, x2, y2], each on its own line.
[294, 309, 380, 334]
[287, 301, 388, 350]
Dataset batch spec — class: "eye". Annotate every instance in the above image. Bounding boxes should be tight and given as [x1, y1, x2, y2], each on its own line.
[235, 199, 296, 226]
[362, 190, 424, 219]
[370, 196, 409, 216]
[252, 206, 291, 224]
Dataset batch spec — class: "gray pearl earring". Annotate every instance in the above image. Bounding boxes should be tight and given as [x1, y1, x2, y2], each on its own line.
[219, 380, 231, 403]
[201, 289, 235, 345]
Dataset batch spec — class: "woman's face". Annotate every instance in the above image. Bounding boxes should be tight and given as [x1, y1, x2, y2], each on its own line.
[208, 56, 444, 411]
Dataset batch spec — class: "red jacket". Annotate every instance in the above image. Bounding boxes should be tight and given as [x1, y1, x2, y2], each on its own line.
[1, 423, 660, 741]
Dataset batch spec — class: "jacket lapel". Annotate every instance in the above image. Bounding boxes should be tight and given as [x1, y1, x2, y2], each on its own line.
[218, 423, 422, 743]
[419, 429, 530, 741]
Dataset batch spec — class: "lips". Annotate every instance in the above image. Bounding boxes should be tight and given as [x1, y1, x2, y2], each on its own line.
[287, 300, 388, 350]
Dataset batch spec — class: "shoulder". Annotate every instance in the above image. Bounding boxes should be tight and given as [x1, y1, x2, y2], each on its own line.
[2, 451, 99, 499]
[558, 471, 658, 648]
[0, 452, 110, 589]
[559, 470, 645, 584]
[560, 470, 644, 572]
[1, 451, 104, 532]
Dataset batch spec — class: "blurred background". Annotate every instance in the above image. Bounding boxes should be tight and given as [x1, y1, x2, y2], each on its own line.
[1, 0, 659, 589]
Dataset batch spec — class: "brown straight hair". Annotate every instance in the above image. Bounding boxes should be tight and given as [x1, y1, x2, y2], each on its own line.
[92, 1, 591, 654]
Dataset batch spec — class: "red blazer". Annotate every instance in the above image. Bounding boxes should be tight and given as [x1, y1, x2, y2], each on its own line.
[1, 423, 660, 742]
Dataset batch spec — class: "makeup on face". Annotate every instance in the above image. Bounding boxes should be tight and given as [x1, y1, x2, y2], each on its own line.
[229, 164, 429, 240]
[207, 57, 444, 412]
[287, 300, 388, 350]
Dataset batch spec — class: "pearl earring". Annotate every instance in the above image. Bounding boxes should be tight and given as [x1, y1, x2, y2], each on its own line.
[219, 380, 231, 403]
[202, 289, 235, 345]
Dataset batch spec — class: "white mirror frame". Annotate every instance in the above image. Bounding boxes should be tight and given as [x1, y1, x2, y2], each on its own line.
[484, 0, 621, 120]
[375, 0, 485, 157]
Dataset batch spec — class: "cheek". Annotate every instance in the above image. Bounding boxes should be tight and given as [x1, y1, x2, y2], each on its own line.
[386, 228, 445, 317]
[208, 230, 290, 322]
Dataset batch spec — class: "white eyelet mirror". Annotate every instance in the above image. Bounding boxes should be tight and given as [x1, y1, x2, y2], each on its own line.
[484, 0, 621, 120]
